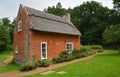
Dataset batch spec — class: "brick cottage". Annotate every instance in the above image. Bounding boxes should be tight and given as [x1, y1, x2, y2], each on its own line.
[13, 4, 81, 64]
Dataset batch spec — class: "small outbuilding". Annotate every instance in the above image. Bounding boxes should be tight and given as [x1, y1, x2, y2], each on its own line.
[13, 4, 81, 64]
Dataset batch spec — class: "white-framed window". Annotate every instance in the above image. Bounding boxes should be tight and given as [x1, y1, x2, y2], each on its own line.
[18, 20, 22, 32]
[41, 42, 47, 59]
[15, 45, 18, 53]
[66, 42, 73, 54]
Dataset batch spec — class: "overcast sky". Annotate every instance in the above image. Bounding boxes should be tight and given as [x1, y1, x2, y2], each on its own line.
[0, 0, 113, 21]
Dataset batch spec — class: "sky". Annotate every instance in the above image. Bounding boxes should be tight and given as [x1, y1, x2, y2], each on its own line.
[0, 0, 113, 21]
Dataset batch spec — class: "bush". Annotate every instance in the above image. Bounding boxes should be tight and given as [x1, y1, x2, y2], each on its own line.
[80, 46, 92, 52]
[52, 57, 63, 64]
[37, 59, 51, 67]
[53, 46, 97, 64]
[20, 59, 51, 71]
[98, 48, 104, 53]
[20, 62, 36, 71]
[63, 54, 74, 61]
[80, 51, 89, 57]
[91, 45, 102, 49]
[72, 49, 82, 59]
[60, 51, 74, 61]
[80, 47, 91, 56]
[53, 51, 75, 64]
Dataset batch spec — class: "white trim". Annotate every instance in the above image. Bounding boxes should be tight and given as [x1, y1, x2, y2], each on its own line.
[66, 42, 73, 53]
[41, 42, 47, 59]
[18, 20, 22, 32]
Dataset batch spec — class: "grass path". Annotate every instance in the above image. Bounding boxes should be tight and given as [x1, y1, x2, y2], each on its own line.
[0, 50, 110, 77]
[0, 51, 13, 67]
[0, 51, 13, 62]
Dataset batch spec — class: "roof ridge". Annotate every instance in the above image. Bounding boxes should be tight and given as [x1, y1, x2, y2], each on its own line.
[29, 14, 73, 26]
[24, 6, 67, 22]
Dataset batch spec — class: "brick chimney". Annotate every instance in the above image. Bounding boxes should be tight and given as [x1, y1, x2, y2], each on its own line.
[63, 13, 70, 22]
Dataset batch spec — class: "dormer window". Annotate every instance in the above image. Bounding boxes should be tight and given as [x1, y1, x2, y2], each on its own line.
[18, 20, 22, 32]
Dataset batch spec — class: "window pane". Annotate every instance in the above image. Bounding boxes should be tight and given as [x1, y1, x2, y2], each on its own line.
[42, 54, 46, 58]
[15, 45, 18, 53]
[42, 43, 46, 48]
[18, 21, 22, 32]
[41, 43, 47, 59]
[66, 43, 73, 53]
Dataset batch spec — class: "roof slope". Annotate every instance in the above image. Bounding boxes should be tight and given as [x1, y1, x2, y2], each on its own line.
[24, 6, 81, 35]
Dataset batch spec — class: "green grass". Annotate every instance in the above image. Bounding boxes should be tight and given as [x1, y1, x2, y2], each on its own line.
[0, 50, 13, 62]
[25, 50, 120, 77]
[0, 50, 20, 73]
[0, 61, 20, 73]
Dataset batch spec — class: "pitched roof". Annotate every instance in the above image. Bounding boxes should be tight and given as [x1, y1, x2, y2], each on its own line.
[24, 5, 81, 35]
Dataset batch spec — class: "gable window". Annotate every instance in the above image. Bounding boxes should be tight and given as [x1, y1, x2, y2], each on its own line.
[18, 20, 22, 32]
[66, 42, 73, 53]
[41, 42, 47, 59]
[15, 45, 18, 53]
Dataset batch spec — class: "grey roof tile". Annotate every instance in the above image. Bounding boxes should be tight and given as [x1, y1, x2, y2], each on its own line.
[25, 6, 81, 35]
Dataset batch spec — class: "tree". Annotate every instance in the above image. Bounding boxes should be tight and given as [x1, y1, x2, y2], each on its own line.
[113, 0, 120, 11]
[70, 1, 110, 44]
[10, 18, 16, 43]
[44, 2, 67, 16]
[0, 17, 15, 51]
[44, 1, 119, 45]
[103, 24, 120, 45]
[0, 25, 10, 51]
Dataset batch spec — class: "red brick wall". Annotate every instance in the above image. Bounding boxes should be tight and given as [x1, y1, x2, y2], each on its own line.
[13, 5, 30, 64]
[29, 30, 80, 61]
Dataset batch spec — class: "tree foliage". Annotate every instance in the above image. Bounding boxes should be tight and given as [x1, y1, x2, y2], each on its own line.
[113, 0, 120, 11]
[70, 1, 110, 44]
[44, 2, 67, 16]
[0, 18, 15, 51]
[103, 24, 120, 45]
[0, 25, 10, 51]
[44, 1, 120, 45]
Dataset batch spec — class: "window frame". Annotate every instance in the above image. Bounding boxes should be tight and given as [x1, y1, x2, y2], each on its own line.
[41, 42, 47, 59]
[66, 42, 73, 54]
[15, 45, 18, 53]
[18, 20, 22, 32]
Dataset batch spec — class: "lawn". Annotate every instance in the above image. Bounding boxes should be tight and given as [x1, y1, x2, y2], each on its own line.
[0, 50, 13, 62]
[0, 50, 20, 73]
[25, 50, 120, 77]
[0, 61, 20, 73]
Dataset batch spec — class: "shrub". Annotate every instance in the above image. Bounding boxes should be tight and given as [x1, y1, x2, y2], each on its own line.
[20, 62, 36, 71]
[53, 51, 75, 63]
[72, 49, 82, 59]
[80, 51, 89, 57]
[53, 47, 97, 64]
[80, 47, 94, 57]
[98, 48, 104, 53]
[37, 59, 51, 67]
[52, 57, 63, 64]
[91, 45, 102, 49]
[63, 54, 74, 61]
[80, 46, 92, 52]
[59, 51, 74, 62]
